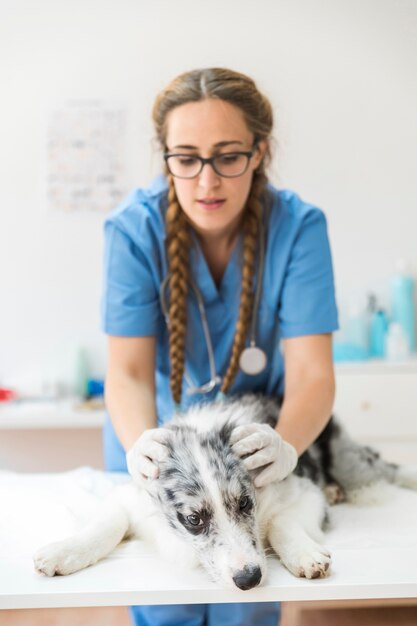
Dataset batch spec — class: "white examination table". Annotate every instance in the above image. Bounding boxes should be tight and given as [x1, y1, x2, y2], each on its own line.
[1, 467, 416, 610]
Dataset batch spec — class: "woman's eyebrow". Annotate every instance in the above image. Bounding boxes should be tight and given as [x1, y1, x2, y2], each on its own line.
[172, 140, 244, 150]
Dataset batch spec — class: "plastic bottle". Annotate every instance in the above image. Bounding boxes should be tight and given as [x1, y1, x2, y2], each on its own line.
[391, 259, 416, 353]
[74, 347, 89, 398]
[345, 296, 369, 358]
[385, 322, 410, 361]
[369, 309, 389, 358]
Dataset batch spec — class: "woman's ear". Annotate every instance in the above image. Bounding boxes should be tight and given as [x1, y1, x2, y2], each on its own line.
[252, 140, 268, 171]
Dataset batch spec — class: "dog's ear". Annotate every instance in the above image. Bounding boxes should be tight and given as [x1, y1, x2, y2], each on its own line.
[218, 422, 234, 446]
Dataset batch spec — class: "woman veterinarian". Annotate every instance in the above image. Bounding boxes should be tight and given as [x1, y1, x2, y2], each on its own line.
[101, 68, 339, 626]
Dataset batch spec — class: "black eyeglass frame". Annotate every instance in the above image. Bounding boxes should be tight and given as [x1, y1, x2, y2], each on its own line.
[163, 149, 256, 179]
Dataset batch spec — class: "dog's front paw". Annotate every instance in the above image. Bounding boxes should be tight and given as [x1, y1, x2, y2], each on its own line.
[33, 541, 82, 577]
[297, 547, 331, 579]
[284, 544, 331, 579]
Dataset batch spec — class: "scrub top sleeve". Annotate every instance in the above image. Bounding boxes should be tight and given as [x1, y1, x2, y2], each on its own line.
[279, 208, 339, 338]
[101, 221, 162, 336]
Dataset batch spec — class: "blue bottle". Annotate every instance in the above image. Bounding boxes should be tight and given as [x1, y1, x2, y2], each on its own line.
[369, 309, 389, 357]
[391, 260, 416, 353]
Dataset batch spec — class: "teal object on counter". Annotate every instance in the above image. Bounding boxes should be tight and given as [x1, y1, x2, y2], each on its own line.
[75, 348, 89, 398]
[391, 267, 416, 352]
[333, 342, 369, 362]
[369, 310, 389, 357]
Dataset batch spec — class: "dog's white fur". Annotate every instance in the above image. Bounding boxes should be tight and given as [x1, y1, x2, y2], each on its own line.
[33, 395, 417, 589]
[33, 473, 330, 584]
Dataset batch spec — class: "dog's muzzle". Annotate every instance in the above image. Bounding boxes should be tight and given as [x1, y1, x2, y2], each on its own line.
[232, 565, 262, 590]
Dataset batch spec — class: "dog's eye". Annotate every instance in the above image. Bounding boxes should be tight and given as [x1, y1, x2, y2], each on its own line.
[186, 513, 202, 526]
[239, 496, 252, 512]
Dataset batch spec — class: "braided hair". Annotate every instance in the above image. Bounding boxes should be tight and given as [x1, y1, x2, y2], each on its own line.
[152, 68, 273, 405]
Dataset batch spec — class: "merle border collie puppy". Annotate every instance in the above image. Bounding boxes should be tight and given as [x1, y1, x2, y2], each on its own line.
[33, 395, 417, 589]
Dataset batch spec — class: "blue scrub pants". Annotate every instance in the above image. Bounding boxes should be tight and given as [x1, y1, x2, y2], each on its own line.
[103, 417, 281, 626]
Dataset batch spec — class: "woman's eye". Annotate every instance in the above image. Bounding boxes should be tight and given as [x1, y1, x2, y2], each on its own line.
[178, 157, 198, 166]
[187, 513, 202, 526]
[239, 496, 252, 512]
[218, 153, 239, 164]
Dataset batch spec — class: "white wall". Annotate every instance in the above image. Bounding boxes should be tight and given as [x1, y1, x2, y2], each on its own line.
[1, 0, 416, 394]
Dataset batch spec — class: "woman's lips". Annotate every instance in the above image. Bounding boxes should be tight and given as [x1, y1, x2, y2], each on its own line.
[197, 198, 226, 210]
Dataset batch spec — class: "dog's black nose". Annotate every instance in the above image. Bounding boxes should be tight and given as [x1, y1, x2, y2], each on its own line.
[232, 565, 262, 590]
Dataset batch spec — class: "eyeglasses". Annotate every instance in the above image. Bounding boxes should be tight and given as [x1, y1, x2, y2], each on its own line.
[163, 150, 255, 179]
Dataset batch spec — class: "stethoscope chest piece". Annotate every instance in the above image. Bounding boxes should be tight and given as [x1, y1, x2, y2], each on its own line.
[239, 345, 267, 376]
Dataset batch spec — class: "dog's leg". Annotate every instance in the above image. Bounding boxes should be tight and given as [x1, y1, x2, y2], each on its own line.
[33, 496, 130, 576]
[266, 479, 331, 579]
[268, 518, 331, 579]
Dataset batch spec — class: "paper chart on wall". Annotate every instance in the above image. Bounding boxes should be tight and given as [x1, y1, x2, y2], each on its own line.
[45, 100, 128, 212]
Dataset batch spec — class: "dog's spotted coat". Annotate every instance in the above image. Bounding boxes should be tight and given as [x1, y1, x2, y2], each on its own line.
[34, 395, 417, 589]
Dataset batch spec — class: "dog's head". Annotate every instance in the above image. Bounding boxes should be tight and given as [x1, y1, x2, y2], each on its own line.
[149, 418, 266, 590]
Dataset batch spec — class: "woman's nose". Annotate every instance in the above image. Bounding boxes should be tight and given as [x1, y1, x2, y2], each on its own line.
[197, 162, 221, 189]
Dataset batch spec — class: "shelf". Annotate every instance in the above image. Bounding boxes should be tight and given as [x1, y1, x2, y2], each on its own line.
[334, 355, 417, 375]
[2, 357, 417, 430]
[0, 398, 105, 430]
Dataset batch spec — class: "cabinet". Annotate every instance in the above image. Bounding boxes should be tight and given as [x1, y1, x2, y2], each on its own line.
[0, 399, 105, 472]
[333, 359, 417, 464]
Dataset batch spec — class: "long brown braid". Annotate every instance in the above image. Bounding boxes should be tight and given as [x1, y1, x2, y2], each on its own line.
[152, 68, 273, 405]
[220, 170, 267, 394]
[165, 174, 191, 404]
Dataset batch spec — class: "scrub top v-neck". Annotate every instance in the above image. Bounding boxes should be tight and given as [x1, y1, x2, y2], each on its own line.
[190, 229, 243, 305]
[102, 175, 339, 430]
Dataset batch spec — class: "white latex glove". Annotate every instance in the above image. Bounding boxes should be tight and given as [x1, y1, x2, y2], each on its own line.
[230, 423, 298, 487]
[126, 428, 171, 484]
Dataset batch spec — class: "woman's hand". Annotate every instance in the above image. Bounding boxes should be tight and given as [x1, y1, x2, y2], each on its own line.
[126, 428, 171, 483]
[230, 423, 298, 487]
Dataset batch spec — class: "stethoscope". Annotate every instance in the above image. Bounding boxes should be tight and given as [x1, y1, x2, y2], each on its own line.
[159, 215, 268, 397]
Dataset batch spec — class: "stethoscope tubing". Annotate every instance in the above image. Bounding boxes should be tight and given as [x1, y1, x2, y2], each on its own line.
[159, 213, 267, 396]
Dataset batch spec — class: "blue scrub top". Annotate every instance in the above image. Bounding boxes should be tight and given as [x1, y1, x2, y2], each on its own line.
[101, 176, 339, 427]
